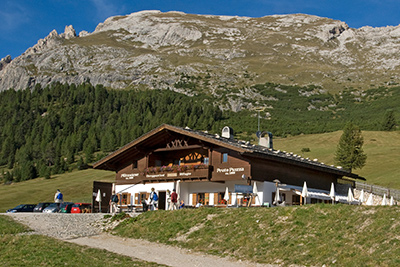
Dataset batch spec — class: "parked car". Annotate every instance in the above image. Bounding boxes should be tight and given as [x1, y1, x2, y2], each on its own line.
[71, 203, 92, 213]
[42, 203, 60, 213]
[59, 202, 74, 213]
[6, 204, 36, 213]
[33, 202, 52, 212]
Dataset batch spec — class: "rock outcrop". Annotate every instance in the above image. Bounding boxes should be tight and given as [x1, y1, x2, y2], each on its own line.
[0, 55, 11, 71]
[1, 11, 400, 105]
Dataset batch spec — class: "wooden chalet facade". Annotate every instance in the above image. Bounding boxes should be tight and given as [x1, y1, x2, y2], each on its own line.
[93, 124, 365, 209]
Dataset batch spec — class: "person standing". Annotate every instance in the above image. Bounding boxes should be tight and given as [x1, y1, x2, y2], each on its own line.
[109, 191, 119, 214]
[54, 189, 63, 208]
[166, 189, 171, 210]
[170, 189, 178, 210]
[149, 188, 158, 211]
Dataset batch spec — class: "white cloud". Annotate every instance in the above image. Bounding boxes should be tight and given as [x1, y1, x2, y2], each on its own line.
[90, 0, 122, 21]
[0, 2, 30, 32]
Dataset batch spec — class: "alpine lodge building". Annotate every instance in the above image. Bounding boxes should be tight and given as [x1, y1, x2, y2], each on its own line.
[93, 124, 365, 210]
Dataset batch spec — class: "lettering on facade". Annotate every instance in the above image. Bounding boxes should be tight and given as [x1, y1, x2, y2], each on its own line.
[216, 167, 245, 175]
[179, 172, 192, 176]
[167, 173, 178, 177]
[121, 173, 139, 179]
[166, 139, 189, 149]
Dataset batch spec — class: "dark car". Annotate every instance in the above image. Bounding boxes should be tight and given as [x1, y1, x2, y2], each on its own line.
[33, 202, 52, 212]
[59, 202, 74, 213]
[71, 203, 92, 213]
[6, 204, 36, 213]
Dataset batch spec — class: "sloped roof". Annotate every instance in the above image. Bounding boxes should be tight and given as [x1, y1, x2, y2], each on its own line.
[93, 124, 365, 180]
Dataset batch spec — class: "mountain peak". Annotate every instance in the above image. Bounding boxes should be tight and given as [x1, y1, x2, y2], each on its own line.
[1, 11, 400, 102]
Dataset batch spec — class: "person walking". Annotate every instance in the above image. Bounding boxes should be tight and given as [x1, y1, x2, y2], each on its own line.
[170, 189, 178, 210]
[54, 189, 63, 208]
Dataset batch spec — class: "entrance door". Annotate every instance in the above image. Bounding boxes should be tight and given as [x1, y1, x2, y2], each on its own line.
[92, 181, 113, 213]
[158, 191, 166, 210]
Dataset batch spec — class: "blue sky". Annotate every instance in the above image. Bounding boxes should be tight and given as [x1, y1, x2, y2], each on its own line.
[1, 0, 400, 60]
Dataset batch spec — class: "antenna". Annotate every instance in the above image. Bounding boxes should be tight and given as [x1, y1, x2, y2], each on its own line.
[253, 107, 264, 138]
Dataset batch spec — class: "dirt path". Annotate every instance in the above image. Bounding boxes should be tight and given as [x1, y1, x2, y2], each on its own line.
[7, 213, 275, 267]
[68, 233, 272, 267]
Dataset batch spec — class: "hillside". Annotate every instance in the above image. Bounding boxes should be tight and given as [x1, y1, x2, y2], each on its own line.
[0, 169, 114, 212]
[274, 131, 400, 189]
[2, 11, 400, 110]
[113, 206, 400, 266]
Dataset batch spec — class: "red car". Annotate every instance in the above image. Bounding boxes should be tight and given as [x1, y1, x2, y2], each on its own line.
[71, 203, 92, 213]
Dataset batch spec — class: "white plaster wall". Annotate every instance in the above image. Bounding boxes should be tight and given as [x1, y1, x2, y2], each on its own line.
[115, 180, 277, 207]
[262, 181, 276, 205]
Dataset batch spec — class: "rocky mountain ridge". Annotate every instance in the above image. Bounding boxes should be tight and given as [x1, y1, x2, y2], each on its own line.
[1, 10, 400, 108]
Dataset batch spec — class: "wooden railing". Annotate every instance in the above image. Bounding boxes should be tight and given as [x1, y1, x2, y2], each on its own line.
[355, 181, 400, 201]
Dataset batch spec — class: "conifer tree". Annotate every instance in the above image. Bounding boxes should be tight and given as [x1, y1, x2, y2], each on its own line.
[334, 122, 367, 171]
[381, 110, 397, 131]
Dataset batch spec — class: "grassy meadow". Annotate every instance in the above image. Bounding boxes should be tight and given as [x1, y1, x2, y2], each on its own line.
[0, 215, 163, 266]
[114, 205, 400, 266]
[274, 130, 400, 189]
[0, 169, 114, 212]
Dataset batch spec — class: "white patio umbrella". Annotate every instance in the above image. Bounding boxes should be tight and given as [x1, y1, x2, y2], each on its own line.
[274, 187, 281, 205]
[329, 183, 335, 204]
[95, 189, 102, 212]
[253, 182, 260, 205]
[366, 193, 374, 206]
[176, 180, 181, 201]
[301, 181, 308, 205]
[389, 196, 394, 206]
[223, 187, 230, 205]
[381, 194, 387, 206]
[347, 188, 354, 203]
[359, 189, 365, 204]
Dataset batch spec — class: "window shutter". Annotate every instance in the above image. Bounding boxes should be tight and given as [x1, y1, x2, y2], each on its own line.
[135, 193, 139, 205]
[127, 193, 131, 205]
[214, 193, 218, 205]
[192, 193, 197, 206]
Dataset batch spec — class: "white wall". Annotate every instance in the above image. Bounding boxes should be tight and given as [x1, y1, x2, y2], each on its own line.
[115, 180, 278, 207]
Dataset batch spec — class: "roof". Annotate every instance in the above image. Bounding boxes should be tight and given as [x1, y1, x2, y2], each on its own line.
[93, 124, 365, 180]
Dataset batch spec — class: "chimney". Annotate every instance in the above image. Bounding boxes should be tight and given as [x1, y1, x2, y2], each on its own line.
[258, 131, 273, 149]
[221, 126, 234, 140]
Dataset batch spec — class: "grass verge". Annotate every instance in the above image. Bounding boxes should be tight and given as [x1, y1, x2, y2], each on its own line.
[113, 205, 400, 266]
[0, 215, 163, 266]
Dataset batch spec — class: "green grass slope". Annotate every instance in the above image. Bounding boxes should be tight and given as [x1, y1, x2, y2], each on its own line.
[114, 206, 400, 266]
[0, 215, 162, 266]
[0, 169, 114, 212]
[274, 131, 400, 189]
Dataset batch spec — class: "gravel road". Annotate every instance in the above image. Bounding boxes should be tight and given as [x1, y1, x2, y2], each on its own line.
[5, 213, 276, 267]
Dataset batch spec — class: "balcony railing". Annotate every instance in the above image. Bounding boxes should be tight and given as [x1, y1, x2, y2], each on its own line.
[143, 163, 210, 180]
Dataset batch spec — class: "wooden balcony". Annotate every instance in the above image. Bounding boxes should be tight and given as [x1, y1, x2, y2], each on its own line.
[117, 164, 212, 184]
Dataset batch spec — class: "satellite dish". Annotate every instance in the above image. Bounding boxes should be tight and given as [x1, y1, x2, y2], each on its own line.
[256, 131, 262, 138]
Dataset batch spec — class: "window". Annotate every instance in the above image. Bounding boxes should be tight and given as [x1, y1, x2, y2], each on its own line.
[132, 160, 138, 169]
[218, 192, 226, 204]
[155, 160, 162, 167]
[222, 153, 228, 163]
[203, 157, 209, 165]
